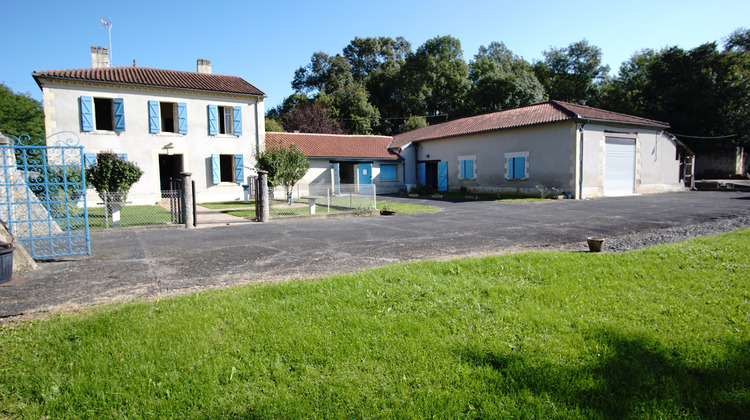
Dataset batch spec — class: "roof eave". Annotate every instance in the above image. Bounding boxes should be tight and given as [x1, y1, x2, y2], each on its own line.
[32, 73, 266, 98]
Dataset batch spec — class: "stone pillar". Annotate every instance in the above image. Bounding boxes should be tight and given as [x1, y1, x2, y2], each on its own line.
[257, 170, 269, 222]
[181, 172, 194, 228]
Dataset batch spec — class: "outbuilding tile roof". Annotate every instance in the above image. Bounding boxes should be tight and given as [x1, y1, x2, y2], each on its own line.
[390, 101, 669, 149]
[32, 66, 265, 96]
[266, 132, 399, 160]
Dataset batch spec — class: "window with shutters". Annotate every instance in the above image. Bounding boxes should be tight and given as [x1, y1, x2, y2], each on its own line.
[149, 101, 187, 134]
[208, 104, 242, 136]
[211, 154, 244, 184]
[505, 152, 529, 180]
[80, 96, 125, 132]
[458, 155, 476, 180]
[380, 164, 398, 181]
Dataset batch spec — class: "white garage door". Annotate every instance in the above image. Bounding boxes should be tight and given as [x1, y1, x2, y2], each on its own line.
[604, 137, 636, 196]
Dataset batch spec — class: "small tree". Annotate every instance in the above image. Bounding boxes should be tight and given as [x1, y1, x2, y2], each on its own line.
[85, 151, 143, 207]
[256, 144, 310, 204]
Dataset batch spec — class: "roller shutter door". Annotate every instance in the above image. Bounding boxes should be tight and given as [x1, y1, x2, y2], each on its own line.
[604, 137, 636, 196]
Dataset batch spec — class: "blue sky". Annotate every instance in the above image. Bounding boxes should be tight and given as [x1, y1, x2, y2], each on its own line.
[2, 0, 747, 110]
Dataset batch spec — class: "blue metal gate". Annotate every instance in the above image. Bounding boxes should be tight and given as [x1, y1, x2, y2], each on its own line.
[0, 132, 91, 258]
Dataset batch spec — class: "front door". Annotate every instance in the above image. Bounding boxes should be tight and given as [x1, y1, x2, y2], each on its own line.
[159, 154, 184, 195]
[359, 162, 373, 194]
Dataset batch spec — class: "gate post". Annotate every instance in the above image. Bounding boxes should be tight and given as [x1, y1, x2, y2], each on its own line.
[180, 172, 194, 228]
[257, 170, 269, 222]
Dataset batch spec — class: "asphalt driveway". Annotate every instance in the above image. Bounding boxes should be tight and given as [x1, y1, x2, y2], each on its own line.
[1, 191, 749, 318]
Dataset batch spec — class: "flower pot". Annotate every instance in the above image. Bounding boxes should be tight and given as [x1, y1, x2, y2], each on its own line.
[587, 237, 604, 252]
[0, 243, 14, 284]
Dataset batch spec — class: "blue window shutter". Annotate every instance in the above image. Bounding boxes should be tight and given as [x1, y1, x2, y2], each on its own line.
[508, 158, 515, 179]
[467, 160, 474, 179]
[514, 157, 525, 179]
[148, 100, 160, 133]
[208, 105, 218, 135]
[84, 153, 96, 168]
[113, 98, 125, 132]
[333, 163, 340, 195]
[233, 107, 242, 136]
[177, 102, 187, 134]
[460, 160, 466, 179]
[211, 154, 220, 184]
[381, 164, 397, 181]
[79, 96, 93, 132]
[117, 153, 128, 161]
[437, 161, 448, 191]
[418, 162, 426, 185]
[234, 154, 244, 183]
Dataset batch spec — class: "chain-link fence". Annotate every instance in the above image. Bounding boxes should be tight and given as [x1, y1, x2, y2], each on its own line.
[269, 184, 377, 217]
[87, 191, 181, 229]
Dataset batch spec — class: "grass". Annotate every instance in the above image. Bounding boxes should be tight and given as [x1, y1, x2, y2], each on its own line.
[412, 191, 547, 202]
[1, 230, 747, 418]
[218, 200, 439, 219]
[86, 205, 173, 229]
[198, 201, 255, 210]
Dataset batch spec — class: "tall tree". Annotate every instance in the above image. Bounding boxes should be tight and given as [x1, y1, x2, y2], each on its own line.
[282, 102, 344, 134]
[0, 83, 45, 143]
[468, 42, 546, 113]
[256, 144, 310, 204]
[343, 36, 411, 82]
[534, 40, 609, 105]
[401, 35, 471, 119]
[725, 27, 750, 52]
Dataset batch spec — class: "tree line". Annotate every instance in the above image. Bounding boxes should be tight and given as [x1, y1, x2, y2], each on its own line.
[267, 29, 750, 152]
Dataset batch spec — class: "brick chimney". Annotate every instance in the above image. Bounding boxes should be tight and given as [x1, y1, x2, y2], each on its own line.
[197, 59, 211, 74]
[91, 46, 110, 68]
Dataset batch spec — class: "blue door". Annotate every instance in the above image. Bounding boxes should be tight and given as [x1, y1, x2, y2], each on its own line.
[418, 162, 426, 185]
[437, 161, 448, 191]
[359, 163, 373, 194]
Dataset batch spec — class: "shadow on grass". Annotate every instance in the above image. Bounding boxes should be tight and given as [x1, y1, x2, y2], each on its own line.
[459, 329, 749, 418]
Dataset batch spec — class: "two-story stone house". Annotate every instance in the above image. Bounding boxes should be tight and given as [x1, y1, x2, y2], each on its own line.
[32, 47, 266, 204]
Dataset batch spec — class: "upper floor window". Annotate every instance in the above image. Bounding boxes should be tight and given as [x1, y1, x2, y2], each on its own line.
[79, 96, 124, 132]
[208, 104, 242, 136]
[149, 101, 187, 134]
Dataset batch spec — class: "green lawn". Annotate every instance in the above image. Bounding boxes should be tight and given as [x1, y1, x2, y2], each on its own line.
[198, 201, 255, 210]
[1, 231, 748, 418]
[86, 205, 173, 229]
[222, 200, 439, 219]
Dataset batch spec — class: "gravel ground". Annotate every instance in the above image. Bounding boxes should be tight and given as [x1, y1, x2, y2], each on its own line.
[602, 214, 750, 252]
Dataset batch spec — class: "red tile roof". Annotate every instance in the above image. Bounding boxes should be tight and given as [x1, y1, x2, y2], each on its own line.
[32, 66, 265, 96]
[390, 101, 669, 149]
[266, 132, 399, 160]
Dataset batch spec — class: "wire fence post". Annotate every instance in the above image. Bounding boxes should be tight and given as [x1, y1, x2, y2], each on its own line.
[372, 184, 377, 209]
[103, 194, 109, 229]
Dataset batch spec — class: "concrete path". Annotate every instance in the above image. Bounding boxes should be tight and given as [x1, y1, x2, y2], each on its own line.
[1, 191, 749, 319]
[194, 205, 253, 228]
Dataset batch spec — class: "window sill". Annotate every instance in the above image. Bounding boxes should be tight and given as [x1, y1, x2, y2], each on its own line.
[214, 182, 241, 186]
[86, 130, 119, 135]
[506, 178, 528, 181]
[211, 134, 241, 139]
[152, 132, 186, 137]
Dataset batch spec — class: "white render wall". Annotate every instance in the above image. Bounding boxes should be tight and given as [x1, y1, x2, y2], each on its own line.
[579, 123, 683, 198]
[408, 121, 683, 198]
[41, 80, 264, 204]
[415, 122, 577, 195]
[293, 159, 403, 195]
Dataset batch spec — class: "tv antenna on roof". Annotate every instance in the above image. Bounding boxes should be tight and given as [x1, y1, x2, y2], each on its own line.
[100, 18, 113, 65]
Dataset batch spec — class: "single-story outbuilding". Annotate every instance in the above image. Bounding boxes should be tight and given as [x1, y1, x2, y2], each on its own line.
[265, 132, 403, 195]
[390, 101, 688, 198]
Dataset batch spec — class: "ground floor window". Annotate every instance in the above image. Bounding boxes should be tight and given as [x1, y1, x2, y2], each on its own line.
[505, 152, 529, 180]
[380, 163, 398, 180]
[211, 154, 244, 184]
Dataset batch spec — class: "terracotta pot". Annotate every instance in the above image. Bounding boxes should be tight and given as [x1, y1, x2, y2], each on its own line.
[587, 237, 604, 252]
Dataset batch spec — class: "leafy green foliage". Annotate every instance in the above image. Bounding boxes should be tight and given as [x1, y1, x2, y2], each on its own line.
[264, 117, 284, 132]
[256, 144, 310, 203]
[533, 39, 610, 105]
[1, 230, 747, 417]
[84, 151, 143, 203]
[0, 83, 45, 143]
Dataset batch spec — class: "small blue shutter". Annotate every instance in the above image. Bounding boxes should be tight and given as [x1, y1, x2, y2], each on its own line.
[234, 154, 244, 183]
[514, 157, 525, 179]
[437, 161, 448, 191]
[79, 96, 93, 132]
[117, 153, 128, 161]
[418, 162, 426, 185]
[207, 105, 218, 135]
[177, 102, 187, 134]
[84, 153, 96, 168]
[381, 164, 397, 181]
[211, 154, 220, 184]
[113, 98, 125, 132]
[460, 160, 467, 179]
[466, 160, 474, 179]
[233, 107, 242, 136]
[148, 100, 160, 133]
